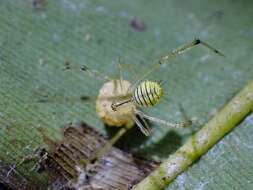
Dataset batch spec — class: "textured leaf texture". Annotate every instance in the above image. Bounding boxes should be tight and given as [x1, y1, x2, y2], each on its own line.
[0, 0, 253, 189]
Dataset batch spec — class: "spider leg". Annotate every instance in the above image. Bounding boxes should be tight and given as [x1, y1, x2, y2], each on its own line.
[128, 38, 224, 92]
[135, 110, 192, 129]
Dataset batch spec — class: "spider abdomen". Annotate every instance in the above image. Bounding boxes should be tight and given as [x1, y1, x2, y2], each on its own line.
[133, 81, 163, 107]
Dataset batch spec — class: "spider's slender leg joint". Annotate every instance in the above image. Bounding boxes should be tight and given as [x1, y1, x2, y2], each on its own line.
[135, 110, 192, 129]
[117, 57, 124, 92]
[63, 62, 112, 81]
[159, 38, 225, 65]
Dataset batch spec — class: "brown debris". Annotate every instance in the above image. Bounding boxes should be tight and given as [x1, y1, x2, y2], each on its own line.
[130, 18, 146, 32]
[32, 0, 47, 10]
[38, 122, 159, 190]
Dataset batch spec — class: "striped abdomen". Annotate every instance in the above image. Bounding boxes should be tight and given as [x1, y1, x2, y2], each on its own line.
[133, 81, 163, 107]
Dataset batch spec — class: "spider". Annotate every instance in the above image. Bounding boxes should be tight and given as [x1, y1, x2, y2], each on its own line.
[65, 38, 224, 160]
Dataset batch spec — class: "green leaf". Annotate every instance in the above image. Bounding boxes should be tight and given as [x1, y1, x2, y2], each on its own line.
[0, 0, 253, 189]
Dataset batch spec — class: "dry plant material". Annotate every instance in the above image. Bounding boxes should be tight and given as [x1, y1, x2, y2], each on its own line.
[37, 122, 158, 190]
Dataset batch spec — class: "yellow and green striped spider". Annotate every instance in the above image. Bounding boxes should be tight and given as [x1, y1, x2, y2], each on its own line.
[66, 38, 224, 160]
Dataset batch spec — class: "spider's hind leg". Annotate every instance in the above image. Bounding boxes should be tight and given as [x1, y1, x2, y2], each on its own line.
[134, 109, 192, 129]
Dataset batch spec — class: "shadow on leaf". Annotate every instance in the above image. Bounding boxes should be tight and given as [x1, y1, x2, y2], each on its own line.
[137, 130, 183, 159]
